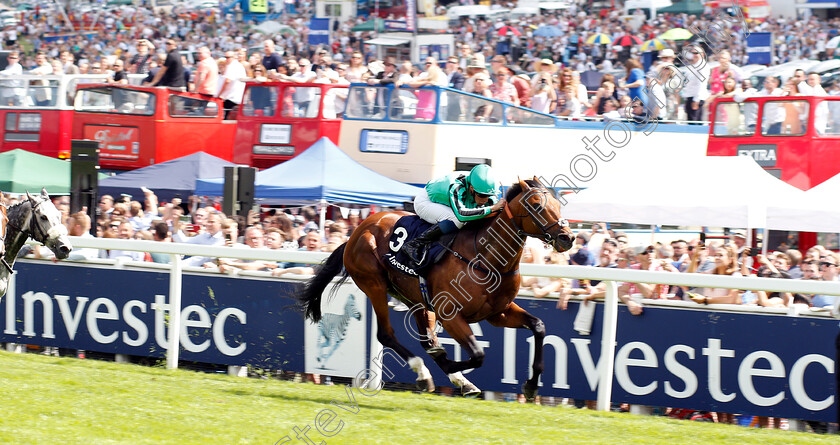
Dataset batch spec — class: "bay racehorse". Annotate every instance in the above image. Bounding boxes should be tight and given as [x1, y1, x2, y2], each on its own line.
[300, 178, 575, 399]
[0, 189, 72, 297]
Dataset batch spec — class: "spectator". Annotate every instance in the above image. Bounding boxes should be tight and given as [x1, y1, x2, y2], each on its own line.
[193, 46, 218, 97]
[218, 50, 247, 118]
[0, 51, 24, 106]
[149, 221, 171, 264]
[128, 39, 155, 75]
[65, 212, 99, 261]
[146, 39, 186, 90]
[107, 219, 146, 262]
[172, 211, 225, 267]
[680, 49, 710, 123]
[108, 59, 128, 85]
[687, 245, 745, 305]
[489, 68, 519, 106]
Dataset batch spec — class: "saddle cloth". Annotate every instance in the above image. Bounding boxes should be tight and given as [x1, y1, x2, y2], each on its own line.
[383, 215, 453, 276]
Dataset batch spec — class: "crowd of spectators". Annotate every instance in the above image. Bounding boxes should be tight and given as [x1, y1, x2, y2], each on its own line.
[516, 222, 837, 318]
[3, 1, 840, 121]
[17, 189, 360, 276]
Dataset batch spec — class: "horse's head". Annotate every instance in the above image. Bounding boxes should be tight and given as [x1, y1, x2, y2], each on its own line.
[26, 189, 72, 260]
[505, 178, 575, 253]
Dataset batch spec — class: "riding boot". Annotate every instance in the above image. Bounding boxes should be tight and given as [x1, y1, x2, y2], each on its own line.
[402, 223, 445, 264]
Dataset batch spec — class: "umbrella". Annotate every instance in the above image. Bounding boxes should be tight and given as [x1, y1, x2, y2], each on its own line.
[641, 38, 667, 52]
[660, 28, 694, 40]
[827, 35, 840, 50]
[251, 21, 298, 35]
[351, 18, 384, 32]
[586, 33, 612, 45]
[533, 25, 562, 37]
[614, 35, 642, 46]
[498, 25, 522, 36]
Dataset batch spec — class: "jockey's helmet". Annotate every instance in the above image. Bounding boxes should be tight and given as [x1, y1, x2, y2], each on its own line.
[468, 164, 498, 196]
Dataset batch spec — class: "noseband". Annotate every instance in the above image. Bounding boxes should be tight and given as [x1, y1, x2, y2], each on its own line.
[502, 190, 569, 244]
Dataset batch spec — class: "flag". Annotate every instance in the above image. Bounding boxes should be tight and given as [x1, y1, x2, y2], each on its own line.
[746, 32, 772, 65]
[309, 18, 330, 46]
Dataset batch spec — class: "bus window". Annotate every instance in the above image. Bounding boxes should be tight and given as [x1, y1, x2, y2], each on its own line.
[390, 88, 435, 121]
[507, 108, 556, 126]
[816, 99, 839, 136]
[242, 85, 278, 117]
[168, 96, 218, 117]
[27, 78, 59, 107]
[281, 87, 322, 118]
[464, 95, 502, 123]
[762, 100, 808, 136]
[713, 101, 756, 136]
[345, 86, 387, 120]
[76, 87, 155, 115]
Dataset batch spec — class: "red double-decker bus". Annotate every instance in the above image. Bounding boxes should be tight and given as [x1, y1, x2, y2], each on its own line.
[706, 94, 840, 250]
[707, 95, 840, 191]
[70, 82, 348, 170]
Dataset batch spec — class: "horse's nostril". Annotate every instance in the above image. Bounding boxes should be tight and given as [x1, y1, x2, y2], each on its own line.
[59, 246, 71, 255]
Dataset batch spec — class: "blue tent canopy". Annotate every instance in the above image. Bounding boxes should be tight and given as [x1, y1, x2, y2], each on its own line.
[194, 137, 422, 206]
[99, 152, 236, 202]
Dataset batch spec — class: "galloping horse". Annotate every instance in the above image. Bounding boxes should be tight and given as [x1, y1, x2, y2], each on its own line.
[0, 189, 72, 297]
[301, 179, 575, 399]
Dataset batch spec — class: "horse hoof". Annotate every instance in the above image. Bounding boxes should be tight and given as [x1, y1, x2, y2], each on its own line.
[462, 383, 481, 398]
[426, 346, 446, 358]
[416, 378, 435, 393]
[522, 382, 538, 402]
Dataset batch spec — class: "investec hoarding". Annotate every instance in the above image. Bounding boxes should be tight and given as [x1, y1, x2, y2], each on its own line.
[1, 261, 837, 422]
[0, 262, 306, 369]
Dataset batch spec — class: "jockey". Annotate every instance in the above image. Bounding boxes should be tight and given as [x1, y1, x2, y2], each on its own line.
[402, 164, 505, 264]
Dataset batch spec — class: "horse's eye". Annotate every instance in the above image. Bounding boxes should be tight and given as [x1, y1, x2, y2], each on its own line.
[41, 215, 48, 221]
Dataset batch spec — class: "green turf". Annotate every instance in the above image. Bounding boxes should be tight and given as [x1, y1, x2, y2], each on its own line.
[0, 351, 834, 444]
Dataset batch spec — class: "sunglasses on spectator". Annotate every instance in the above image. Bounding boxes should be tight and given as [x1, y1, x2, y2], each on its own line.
[643, 248, 655, 254]
[820, 262, 836, 267]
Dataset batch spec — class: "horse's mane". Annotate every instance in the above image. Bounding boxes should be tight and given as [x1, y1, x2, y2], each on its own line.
[504, 179, 545, 202]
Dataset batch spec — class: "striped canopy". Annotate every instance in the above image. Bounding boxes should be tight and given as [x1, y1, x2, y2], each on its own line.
[586, 33, 612, 45]
[641, 38, 667, 52]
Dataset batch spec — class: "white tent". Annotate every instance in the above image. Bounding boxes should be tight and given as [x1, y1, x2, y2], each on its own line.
[765, 173, 840, 232]
[561, 154, 806, 229]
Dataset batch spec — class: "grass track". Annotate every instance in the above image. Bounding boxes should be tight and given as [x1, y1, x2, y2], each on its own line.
[0, 351, 834, 444]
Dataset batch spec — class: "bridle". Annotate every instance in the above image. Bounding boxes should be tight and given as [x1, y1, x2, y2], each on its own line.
[6, 197, 66, 255]
[502, 189, 569, 244]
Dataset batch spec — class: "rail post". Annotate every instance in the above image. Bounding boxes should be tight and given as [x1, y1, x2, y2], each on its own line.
[166, 253, 183, 370]
[596, 280, 618, 411]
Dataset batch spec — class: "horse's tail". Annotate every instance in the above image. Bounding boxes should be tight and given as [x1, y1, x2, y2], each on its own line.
[300, 243, 349, 323]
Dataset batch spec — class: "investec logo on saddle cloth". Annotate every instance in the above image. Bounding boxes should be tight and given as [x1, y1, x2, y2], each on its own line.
[382, 215, 448, 276]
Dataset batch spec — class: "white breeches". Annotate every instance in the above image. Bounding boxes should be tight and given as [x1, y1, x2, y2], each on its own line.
[413, 189, 465, 229]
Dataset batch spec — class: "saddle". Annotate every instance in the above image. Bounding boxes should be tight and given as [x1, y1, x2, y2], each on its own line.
[383, 215, 456, 276]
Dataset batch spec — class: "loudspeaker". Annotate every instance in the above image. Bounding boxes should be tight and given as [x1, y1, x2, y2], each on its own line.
[222, 166, 257, 217]
[70, 140, 100, 236]
[237, 167, 256, 216]
[223, 166, 236, 216]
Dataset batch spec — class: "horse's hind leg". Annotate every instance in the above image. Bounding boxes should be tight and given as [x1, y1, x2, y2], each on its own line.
[488, 302, 545, 402]
[356, 280, 435, 392]
[412, 306, 479, 397]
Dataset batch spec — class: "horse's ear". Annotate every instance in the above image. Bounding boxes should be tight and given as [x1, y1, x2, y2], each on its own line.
[532, 176, 540, 185]
[518, 177, 531, 191]
[25, 190, 34, 203]
[41, 188, 49, 199]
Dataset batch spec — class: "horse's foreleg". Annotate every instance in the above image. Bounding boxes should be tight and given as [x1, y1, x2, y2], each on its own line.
[436, 315, 486, 374]
[488, 303, 545, 402]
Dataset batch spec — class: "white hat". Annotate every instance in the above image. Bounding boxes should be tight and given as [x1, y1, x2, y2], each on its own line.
[659, 48, 676, 58]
